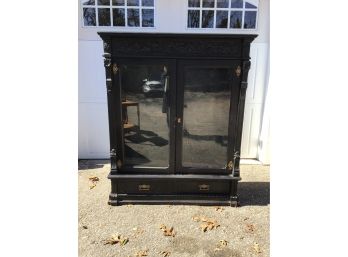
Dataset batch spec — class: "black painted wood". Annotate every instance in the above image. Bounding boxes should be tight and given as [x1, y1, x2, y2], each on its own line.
[98, 32, 257, 206]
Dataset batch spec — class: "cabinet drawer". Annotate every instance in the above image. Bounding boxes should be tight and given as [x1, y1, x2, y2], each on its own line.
[117, 180, 174, 195]
[176, 180, 230, 195]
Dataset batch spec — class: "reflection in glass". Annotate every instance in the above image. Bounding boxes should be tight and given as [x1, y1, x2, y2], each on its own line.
[244, 11, 256, 28]
[83, 8, 96, 26]
[188, 0, 200, 7]
[188, 10, 200, 28]
[216, 0, 229, 8]
[230, 0, 243, 8]
[142, 9, 154, 27]
[113, 8, 125, 26]
[112, 0, 125, 5]
[182, 67, 231, 169]
[245, 1, 257, 9]
[120, 64, 170, 167]
[230, 11, 242, 28]
[82, 0, 95, 5]
[142, 0, 154, 6]
[216, 10, 228, 28]
[98, 8, 111, 26]
[127, 0, 139, 6]
[98, 0, 110, 5]
[127, 8, 140, 26]
[202, 10, 214, 28]
[202, 0, 214, 8]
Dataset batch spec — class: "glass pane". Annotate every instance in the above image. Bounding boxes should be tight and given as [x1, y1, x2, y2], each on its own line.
[182, 67, 231, 169]
[112, 8, 125, 26]
[202, 0, 214, 8]
[202, 10, 214, 28]
[230, 11, 242, 28]
[127, 8, 140, 26]
[83, 8, 96, 26]
[142, 0, 154, 6]
[216, 10, 228, 28]
[142, 9, 154, 27]
[230, 0, 243, 8]
[188, 0, 200, 7]
[244, 11, 256, 28]
[112, 0, 125, 5]
[120, 64, 170, 167]
[98, 8, 111, 26]
[127, 0, 139, 6]
[82, 0, 95, 5]
[216, 0, 229, 8]
[98, 0, 110, 5]
[245, 1, 257, 9]
[187, 10, 200, 28]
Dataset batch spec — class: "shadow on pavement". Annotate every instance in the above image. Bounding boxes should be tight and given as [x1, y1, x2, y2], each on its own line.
[78, 159, 110, 171]
[238, 182, 270, 206]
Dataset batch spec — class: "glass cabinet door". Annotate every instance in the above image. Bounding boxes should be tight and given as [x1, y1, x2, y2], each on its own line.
[176, 60, 239, 174]
[117, 60, 176, 173]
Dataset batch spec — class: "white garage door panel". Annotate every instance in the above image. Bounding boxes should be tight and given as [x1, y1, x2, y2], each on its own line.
[78, 102, 109, 159]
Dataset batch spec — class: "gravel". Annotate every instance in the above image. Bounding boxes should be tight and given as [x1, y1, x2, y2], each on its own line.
[78, 160, 269, 257]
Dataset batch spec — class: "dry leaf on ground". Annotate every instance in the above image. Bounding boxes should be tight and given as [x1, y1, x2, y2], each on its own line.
[215, 207, 224, 212]
[214, 240, 228, 251]
[159, 224, 176, 237]
[135, 249, 149, 257]
[89, 176, 99, 182]
[253, 243, 262, 254]
[246, 224, 255, 232]
[159, 250, 171, 257]
[82, 225, 88, 229]
[103, 234, 129, 246]
[89, 184, 96, 189]
[193, 216, 220, 232]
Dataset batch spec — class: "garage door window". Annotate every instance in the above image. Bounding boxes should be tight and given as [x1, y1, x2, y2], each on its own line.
[82, 0, 155, 27]
[187, 0, 258, 29]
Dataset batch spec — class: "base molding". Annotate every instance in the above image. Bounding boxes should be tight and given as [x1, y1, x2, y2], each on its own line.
[108, 173, 240, 207]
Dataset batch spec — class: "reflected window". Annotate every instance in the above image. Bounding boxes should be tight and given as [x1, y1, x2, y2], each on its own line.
[113, 8, 125, 26]
[120, 64, 170, 167]
[81, 0, 155, 27]
[187, 0, 258, 29]
[98, 8, 111, 26]
[83, 8, 96, 26]
[182, 67, 231, 169]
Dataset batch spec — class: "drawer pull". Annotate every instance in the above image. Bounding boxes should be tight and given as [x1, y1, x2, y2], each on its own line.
[199, 184, 210, 191]
[138, 184, 151, 191]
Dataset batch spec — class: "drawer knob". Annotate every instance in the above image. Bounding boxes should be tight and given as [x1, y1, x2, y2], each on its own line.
[199, 184, 210, 191]
[138, 184, 151, 191]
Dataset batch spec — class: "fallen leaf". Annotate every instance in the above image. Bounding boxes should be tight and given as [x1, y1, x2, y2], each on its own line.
[89, 184, 96, 189]
[219, 240, 228, 247]
[160, 225, 176, 237]
[246, 224, 255, 232]
[120, 237, 129, 246]
[82, 225, 88, 229]
[253, 243, 262, 253]
[243, 217, 249, 221]
[89, 176, 99, 182]
[159, 251, 171, 257]
[103, 234, 129, 246]
[103, 234, 120, 245]
[192, 216, 201, 222]
[215, 207, 224, 212]
[135, 249, 148, 257]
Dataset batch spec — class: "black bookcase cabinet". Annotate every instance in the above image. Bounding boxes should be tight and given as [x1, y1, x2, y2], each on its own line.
[98, 33, 257, 206]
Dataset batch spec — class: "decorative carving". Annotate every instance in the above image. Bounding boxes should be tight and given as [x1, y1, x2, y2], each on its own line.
[116, 159, 122, 168]
[110, 37, 243, 58]
[226, 160, 234, 170]
[110, 149, 116, 158]
[103, 40, 111, 53]
[106, 79, 112, 93]
[235, 65, 241, 77]
[104, 57, 111, 68]
[242, 61, 251, 82]
[112, 63, 118, 75]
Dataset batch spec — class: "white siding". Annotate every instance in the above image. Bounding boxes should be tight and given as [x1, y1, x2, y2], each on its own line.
[78, 0, 270, 160]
